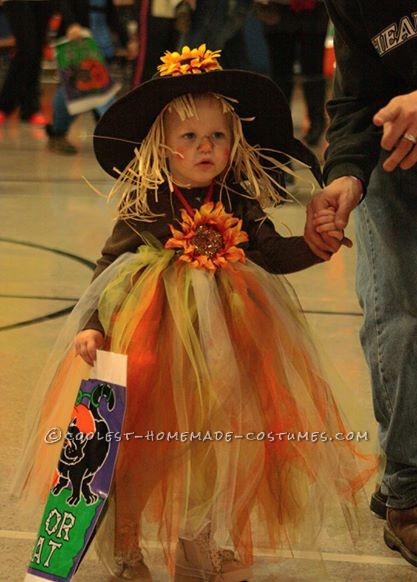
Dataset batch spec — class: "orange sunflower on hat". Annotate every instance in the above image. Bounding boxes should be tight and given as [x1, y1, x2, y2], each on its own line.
[158, 44, 222, 77]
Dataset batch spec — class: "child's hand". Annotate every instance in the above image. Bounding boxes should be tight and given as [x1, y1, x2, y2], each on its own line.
[66, 24, 85, 41]
[313, 208, 353, 248]
[74, 329, 104, 366]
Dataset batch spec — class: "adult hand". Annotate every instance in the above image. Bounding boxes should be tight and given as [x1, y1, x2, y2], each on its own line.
[74, 329, 104, 366]
[304, 176, 361, 259]
[373, 90, 417, 171]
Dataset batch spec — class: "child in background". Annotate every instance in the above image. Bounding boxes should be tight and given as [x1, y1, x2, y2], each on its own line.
[18, 45, 375, 581]
[46, 0, 137, 155]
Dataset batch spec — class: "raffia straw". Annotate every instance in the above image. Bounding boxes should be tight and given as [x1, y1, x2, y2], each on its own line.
[98, 92, 313, 222]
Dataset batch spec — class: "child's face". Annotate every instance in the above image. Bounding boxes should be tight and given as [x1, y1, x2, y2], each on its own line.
[164, 96, 232, 188]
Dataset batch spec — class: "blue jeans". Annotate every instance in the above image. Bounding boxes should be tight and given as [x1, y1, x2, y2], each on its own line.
[49, 84, 116, 136]
[355, 150, 417, 509]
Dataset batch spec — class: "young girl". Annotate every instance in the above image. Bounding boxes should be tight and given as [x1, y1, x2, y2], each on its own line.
[18, 45, 375, 581]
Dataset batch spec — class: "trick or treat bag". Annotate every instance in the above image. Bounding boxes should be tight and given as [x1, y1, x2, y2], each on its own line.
[55, 34, 121, 115]
[25, 350, 127, 581]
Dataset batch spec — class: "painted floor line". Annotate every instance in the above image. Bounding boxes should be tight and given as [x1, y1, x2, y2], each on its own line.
[0, 529, 405, 566]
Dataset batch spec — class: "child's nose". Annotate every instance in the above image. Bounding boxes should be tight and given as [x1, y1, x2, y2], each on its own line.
[198, 136, 213, 152]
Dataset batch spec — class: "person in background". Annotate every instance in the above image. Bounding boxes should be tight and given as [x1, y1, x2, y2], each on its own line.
[0, 0, 53, 125]
[304, 1, 417, 568]
[46, 0, 137, 155]
[132, 0, 182, 86]
[256, 0, 329, 146]
[179, 0, 253, 70]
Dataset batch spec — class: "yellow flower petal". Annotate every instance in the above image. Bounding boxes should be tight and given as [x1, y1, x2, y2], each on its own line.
[157, 45, 222, 78]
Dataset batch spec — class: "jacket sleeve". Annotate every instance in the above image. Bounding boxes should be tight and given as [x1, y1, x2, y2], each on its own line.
[242, 199, 323, 274]
[323, 0, 396, 187]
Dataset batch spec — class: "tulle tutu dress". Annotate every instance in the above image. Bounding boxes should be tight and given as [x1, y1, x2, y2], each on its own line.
[15, 194, 376, 575]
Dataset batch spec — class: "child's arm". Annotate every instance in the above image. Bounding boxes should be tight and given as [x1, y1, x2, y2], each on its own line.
[75, 214, 169, 364]
[242, 199, 337, 273]
[74, 219, 144, 364]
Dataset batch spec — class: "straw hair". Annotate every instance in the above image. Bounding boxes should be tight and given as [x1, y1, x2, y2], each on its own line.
[106, 92, 302, 222]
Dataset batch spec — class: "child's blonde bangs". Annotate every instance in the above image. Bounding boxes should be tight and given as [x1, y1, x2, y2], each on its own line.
[107, 93, 299, 222]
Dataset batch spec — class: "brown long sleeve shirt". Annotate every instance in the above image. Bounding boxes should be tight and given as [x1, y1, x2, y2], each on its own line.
[86, 185, 322, 333]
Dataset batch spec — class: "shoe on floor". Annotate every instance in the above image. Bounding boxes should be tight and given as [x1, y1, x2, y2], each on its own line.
[370, 487, 387, 519]
[48, 135, 78, 155]
[384, 506, 417, 567]
[113, 548, 152, 580]
[175, 525, 252, 581]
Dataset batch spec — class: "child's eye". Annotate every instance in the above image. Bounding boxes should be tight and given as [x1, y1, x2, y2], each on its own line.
[212, 132, 226, 140]
[182, 132, 196, 140]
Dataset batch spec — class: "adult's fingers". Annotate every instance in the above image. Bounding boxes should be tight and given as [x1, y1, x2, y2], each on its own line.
[380, 121, 409, 152]
[326, 229, 344, 241]
[373, 102, 401, 130]
[373, 99, 407, 151]
[341, 236, 353, 248]
[374, 93, 417, 151]
[334, 196, 358, 229]
[400, 142, 417, 170]
[321, 231, 342, 252]
[323, 230, 352, 247]
[383, 135, 415, 171]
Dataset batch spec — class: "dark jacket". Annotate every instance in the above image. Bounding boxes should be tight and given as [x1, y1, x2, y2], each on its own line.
[323, 1, 417, 186]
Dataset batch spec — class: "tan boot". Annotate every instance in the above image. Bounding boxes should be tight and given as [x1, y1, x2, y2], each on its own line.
[174, 525, 252, 581]
[113, 548, 152, 580]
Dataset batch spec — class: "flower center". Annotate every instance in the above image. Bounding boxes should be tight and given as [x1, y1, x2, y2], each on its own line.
[191, 225, 224, 259]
